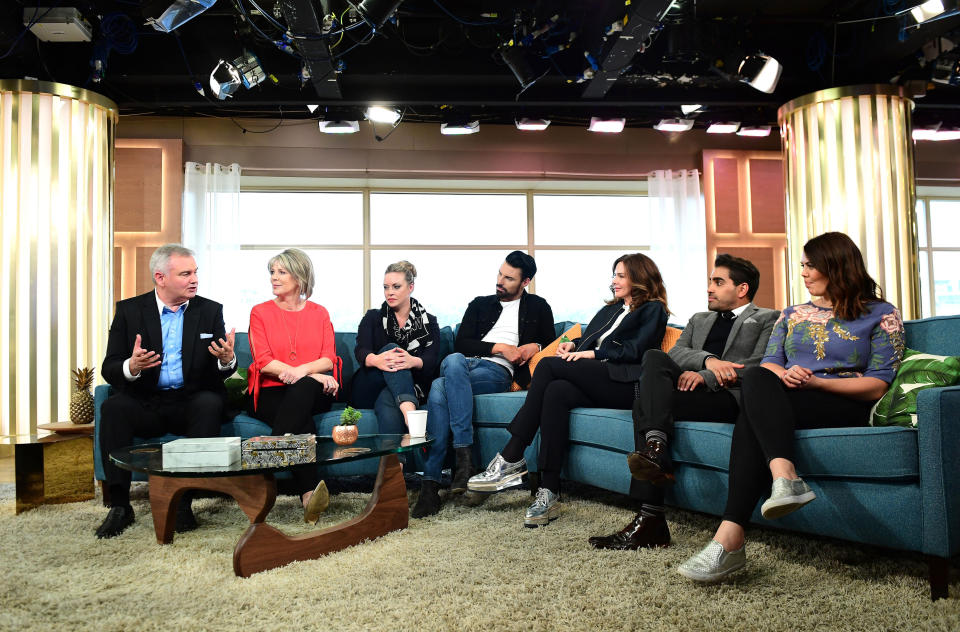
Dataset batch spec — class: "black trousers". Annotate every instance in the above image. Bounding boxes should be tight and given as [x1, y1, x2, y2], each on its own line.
[251, 378, 333, 496]
[630, 349, 740, 503]
[506, 357, 635, 493]
[722, 365, 874, 526]
[99, 389, 224, 493]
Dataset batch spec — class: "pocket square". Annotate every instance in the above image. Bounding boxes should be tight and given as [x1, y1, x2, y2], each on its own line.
[200, 333, 214, 339]
[744, 317, 757, 324]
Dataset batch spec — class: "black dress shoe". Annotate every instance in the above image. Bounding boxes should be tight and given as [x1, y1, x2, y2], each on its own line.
[175, 496, 198, 533]
[589, 512, 670, 550]
[95, 505, 135, 539]
[627, 439, 676, 486]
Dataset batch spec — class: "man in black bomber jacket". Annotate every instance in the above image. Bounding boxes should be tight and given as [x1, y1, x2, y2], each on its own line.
[411, 251, 555, 517]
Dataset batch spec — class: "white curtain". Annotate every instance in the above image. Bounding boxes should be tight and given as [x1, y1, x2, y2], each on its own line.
[182, 162, 242, 330]
[648, 169, 707, 325]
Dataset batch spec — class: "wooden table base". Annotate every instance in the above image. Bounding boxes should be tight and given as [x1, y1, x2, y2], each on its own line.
[145, 454, 409, 577]
[233, 453, 408, 577]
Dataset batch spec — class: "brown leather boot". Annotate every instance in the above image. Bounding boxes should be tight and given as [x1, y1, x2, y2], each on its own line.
[627, 439, 676, 486]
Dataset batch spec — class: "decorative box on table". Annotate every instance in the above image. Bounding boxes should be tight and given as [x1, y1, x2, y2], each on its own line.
[162, 437, 241, 467]
[241, 433, 316, 468]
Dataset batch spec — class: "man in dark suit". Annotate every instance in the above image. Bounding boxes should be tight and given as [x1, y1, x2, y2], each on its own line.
[96, 244, 237, 538]
[589, 253, 779, 550]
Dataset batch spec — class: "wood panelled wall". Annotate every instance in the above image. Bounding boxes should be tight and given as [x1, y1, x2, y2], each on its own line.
[702, 150, 788, 311]
[113, 139, 183, 301]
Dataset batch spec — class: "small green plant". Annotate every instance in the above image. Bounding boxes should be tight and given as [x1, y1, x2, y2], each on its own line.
[339, 406, 362, 426]
[560, 335, 570, 343]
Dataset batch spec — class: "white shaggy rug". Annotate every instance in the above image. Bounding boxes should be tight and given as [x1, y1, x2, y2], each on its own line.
[0, 483, 957, 632]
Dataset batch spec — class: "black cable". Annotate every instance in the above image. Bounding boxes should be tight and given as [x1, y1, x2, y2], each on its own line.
[230, 105, 285, 133]
[372, 107, 406, 142]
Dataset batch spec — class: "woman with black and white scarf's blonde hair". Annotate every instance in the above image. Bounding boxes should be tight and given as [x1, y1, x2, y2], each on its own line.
[350, 260, 441, 435]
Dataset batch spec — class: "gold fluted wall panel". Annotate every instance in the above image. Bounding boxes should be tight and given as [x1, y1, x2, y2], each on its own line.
[0, 80, 116, 438]
[778, 85, 920, 319]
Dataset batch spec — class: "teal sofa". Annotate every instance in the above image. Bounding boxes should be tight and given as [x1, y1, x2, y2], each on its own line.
[93, 315, 960, 599]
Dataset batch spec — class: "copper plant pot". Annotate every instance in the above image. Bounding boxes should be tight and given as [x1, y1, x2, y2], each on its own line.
[332, 424, 359, 445]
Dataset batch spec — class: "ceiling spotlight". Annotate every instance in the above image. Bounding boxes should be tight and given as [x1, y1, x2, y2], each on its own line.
[737, 125, 772, 137]
[501, 46, 540, 89]
[440, 121, 480, 135]
[356, 0, 405, 28]
[681, 104, 704, 115]
[318, 120, 360, 134]
[912, 125, 940, 140]
[588, 117, 626, 133]
[738, 54, 783, 94]
[209, 51, 266, 100]
[654, 118, 695, 132]
[903, 0, 958, 23]
[147, 0, 217, 33]
[515, 118, 551, 131]
[706, 122, 741, 134]
[307, 104, 319, 113]
[365, 106, 402, 125]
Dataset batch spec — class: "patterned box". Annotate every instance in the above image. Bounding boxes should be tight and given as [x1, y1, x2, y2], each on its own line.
[241, 433, 316, 468]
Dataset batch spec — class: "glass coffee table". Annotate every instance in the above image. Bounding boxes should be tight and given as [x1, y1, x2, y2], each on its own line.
[110, 434, 431, 577]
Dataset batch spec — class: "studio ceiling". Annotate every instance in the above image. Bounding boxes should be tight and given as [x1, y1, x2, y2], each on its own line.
[3, 0, 960, 128]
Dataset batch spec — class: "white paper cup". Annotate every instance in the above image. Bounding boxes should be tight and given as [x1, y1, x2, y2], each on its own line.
[406, 410, 428, 438]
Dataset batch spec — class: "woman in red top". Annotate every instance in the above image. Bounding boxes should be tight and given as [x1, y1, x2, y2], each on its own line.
[247, 248, 339, 523]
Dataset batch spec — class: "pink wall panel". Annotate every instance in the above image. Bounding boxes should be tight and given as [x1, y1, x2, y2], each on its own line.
[749, 159, 786, 234]
[713, 158, 740, 233]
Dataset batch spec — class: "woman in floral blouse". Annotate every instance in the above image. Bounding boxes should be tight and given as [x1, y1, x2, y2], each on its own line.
[678, 232, 905, 583]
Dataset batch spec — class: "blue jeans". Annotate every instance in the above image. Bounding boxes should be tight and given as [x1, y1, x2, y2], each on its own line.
[423, 353, 513, 482]
[350, 343, 419, 435]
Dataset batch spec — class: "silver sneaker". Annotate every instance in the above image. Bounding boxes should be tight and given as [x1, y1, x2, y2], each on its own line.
[677, 540, 746, 582]
[467, 453, 527, 492]
[760, 477, 816, 519]
[524, 488, 560, 527]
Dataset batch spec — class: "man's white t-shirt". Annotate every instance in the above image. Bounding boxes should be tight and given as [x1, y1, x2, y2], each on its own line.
[481, 298, 521, 375]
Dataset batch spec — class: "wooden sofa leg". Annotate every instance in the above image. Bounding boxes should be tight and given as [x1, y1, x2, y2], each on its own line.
[928, 555, 949, 600]
[100, 480, 111, 507]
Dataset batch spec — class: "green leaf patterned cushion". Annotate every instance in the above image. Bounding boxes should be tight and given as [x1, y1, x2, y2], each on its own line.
[870, 348, 960, 427]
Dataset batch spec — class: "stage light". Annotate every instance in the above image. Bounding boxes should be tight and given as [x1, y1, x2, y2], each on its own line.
[147, 0, 217, 33]
[653, 118, 694, 132]
[209, 51, 266, 100]
[738, 54, 783, 94]
[588, 117, 625, 133]
[357, 0, 404, 28]
[307, 104, 319, 113]
[365, 106, 402, 124]
[909, 0, 947, 23]
[440, 121, 480, 135]
[736, 125, 772, 137]
[681, 104, 703, 115]
[515, 118, 551, 131]
[706, 122, 741, 134]
[318, 120, 360, 134]
[501, 46, 540, 89]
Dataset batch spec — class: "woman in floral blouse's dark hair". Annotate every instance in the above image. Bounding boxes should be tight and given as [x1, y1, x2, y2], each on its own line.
[677, 231, 904, 584]
[803, 231, 882, 321]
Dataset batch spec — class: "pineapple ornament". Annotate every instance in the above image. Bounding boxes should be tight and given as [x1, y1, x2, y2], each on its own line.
[70, 367, 96, 425]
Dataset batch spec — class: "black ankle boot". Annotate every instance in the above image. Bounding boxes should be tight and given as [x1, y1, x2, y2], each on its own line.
[450, 447, 474, 494]
[411, 480, 442, 518]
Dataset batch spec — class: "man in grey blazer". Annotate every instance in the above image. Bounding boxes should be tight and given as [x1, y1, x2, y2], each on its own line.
[589, 253, 779, 551]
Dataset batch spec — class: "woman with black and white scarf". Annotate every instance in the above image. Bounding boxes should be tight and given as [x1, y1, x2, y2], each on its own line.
[351, 261, 441, 434]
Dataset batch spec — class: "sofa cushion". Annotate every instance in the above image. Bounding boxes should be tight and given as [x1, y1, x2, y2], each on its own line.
[870, 348, 960, 427]
[669, 421, 918, 481]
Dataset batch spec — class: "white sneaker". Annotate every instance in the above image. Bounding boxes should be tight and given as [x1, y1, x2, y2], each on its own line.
[677, 540, 746, 582]
[760, 477, 816, 520]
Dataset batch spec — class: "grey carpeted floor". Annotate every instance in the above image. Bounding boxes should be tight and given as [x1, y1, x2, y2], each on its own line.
[0, 482, 958, 632]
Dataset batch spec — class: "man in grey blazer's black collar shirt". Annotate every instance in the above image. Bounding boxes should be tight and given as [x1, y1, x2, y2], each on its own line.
[589, 253, 779, 551]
